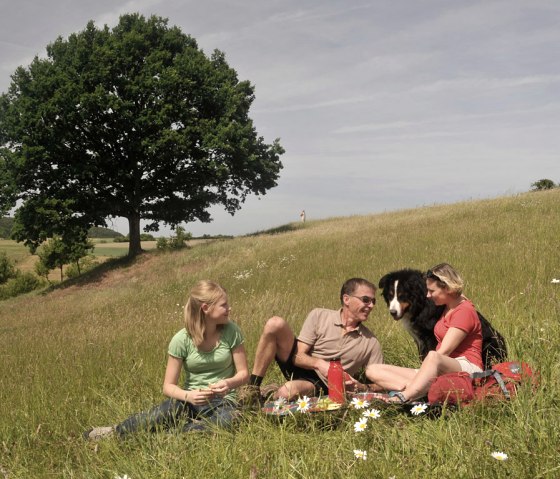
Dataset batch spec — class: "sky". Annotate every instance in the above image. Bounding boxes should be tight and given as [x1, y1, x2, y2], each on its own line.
[1, 0, 559, 237]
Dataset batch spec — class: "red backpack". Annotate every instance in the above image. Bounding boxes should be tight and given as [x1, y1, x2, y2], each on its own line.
[427, 361, 537, 405]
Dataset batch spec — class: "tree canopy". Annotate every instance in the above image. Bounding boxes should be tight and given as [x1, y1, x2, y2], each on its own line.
[530, 179, 557, 191]
[0, 13, 284, 257]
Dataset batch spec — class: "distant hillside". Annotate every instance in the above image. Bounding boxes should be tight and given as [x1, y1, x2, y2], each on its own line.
[0, 218, 123, 239]
[88, 226, 124, 238]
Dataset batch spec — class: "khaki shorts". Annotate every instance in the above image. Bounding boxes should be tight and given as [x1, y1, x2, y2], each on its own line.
[454, 356, 483, 374]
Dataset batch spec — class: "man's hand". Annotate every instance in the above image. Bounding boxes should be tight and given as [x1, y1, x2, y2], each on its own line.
[315, 359, 331, 378]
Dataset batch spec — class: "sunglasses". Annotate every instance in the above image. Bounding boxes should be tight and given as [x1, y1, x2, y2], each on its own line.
[350, 295, 376, 305]
[426, 270, 442, 281]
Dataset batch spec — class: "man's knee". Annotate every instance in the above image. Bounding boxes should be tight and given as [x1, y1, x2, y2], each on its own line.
[263, 316, 289, 335]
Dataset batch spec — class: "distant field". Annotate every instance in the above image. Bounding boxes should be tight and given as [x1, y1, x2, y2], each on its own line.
[0, 239, 158, 280]
[0, 238, 210, 278]
[0, 239, 29, 264]
[90, 239, 158, 257]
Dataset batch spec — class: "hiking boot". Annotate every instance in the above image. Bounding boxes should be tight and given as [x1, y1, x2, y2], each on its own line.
[83, 426, 115, 441]
[237, 385, 264, 408]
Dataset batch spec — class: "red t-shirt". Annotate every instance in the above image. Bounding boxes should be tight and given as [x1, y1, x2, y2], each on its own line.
[434, 300, 483, 369]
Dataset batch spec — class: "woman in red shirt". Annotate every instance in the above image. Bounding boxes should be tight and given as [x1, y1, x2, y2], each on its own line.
[369, 263, 483, 403]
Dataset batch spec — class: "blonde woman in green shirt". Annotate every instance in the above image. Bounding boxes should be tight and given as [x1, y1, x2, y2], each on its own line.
[84, 280, 249, 440]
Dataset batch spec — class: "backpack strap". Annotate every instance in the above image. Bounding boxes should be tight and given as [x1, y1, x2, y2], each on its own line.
[471, 369, 511, 399]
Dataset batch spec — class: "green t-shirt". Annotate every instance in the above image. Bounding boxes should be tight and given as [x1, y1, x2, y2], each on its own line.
[168, 321, 244, 401]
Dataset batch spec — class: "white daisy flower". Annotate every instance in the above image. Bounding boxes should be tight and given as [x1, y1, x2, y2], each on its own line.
[551, 278, 560, 284]
[353, 417, 368, 432]
[115, 475, 131, 479]
[410, 403, 428, 416]
[491, 451, 508, 461]
[353, 449, 367, 460]
[351, 397, 370, 409]
[273, 397, 287, 409]
[296, 395, 311, 412]
[362, 408, 381, 419]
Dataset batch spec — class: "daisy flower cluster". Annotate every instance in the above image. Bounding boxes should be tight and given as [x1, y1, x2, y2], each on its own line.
[351, 407, 381, 461]
[353, 401, 381, 432]
[279, 254, 296, 268]
[233, 269, 253, 280]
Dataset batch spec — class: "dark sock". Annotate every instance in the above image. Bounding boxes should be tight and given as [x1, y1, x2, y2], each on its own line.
[249, 374, 263, 387]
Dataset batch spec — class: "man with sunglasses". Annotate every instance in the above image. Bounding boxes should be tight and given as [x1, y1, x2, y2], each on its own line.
[241, 278, 384, 403]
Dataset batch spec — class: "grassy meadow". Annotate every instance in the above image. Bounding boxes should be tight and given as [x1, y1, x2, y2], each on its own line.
[1, 189, 559, 478]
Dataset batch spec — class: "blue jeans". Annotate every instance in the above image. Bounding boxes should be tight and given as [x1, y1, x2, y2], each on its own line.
[115, 397, 238, 436]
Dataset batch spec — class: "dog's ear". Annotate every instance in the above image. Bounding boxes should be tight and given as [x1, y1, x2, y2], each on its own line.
[378, 274, 389, 290]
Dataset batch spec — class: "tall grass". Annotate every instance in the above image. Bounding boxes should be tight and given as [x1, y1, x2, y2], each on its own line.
[1, 190, 559, 478]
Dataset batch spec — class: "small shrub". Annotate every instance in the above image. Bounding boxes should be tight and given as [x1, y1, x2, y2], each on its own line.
[0, 272, 43, 300]
[156, 227, 192, 251]
[531, 178, 557, 191]
[156, 237, 169, 250]
[66, 255, 100, 279]
[0, 252, 17, 284]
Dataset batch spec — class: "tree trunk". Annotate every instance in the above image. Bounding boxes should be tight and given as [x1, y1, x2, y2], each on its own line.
[127, 214, 143, 258]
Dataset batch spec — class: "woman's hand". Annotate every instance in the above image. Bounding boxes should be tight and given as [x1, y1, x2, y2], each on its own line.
[209, 380, 230, 396]
[185, 388, 215, 405]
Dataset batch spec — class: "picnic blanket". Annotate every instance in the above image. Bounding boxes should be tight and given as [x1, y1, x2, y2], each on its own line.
[261, 392, 393, 416]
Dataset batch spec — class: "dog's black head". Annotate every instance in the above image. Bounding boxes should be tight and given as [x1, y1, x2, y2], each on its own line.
[378, 269, 431, 320]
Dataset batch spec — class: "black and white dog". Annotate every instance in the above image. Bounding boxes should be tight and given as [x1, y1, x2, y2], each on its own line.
[378, 269, 507, 370]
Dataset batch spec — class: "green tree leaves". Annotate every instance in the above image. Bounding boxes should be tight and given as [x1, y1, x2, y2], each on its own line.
[530, 179, 557, 191]
[0, 13, 284, 257]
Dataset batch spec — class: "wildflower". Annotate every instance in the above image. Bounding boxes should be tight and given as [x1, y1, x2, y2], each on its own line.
[233, 269, 253, 280]
[273, 397, 287, 410]
[353, 449, 367, 460]
[491, 451, 508, 461]
[353, 417, 368, 432]
[351, 397, 370, 409]
[363, 408, 381, 419]
[551, 278, 560, 284]
[115, 475, 131, 479]
[296, 396, 311, 412]
[410, 403, 428, 416]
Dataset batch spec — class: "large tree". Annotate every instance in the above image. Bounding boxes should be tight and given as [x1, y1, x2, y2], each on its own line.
[0, 14, 283, 257]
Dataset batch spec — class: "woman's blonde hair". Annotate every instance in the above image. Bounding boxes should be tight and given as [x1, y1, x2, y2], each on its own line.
[426, 263, 464, 295]
[184, 280, 227, 346]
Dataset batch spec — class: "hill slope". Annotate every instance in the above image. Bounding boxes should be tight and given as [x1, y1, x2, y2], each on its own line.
[1, 190, 559, 478]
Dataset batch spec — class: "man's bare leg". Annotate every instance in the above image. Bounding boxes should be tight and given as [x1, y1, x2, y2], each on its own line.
[275, 379, 316, 401]
[251, 316, 296, 379]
